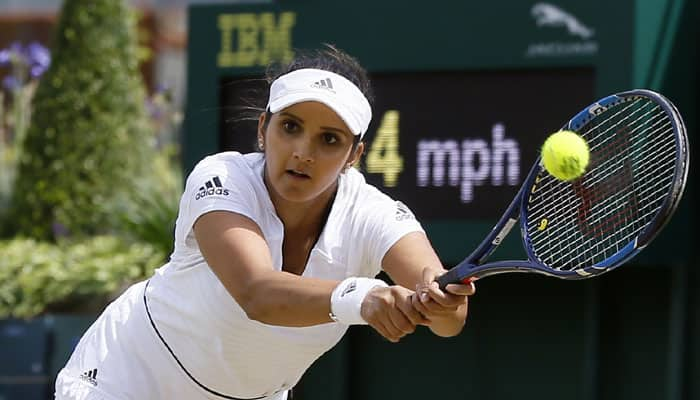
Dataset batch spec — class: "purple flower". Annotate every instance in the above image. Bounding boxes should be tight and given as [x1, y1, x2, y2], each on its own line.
[2, 75, 19, 91]
[30, 64, 47, 79]
[0, 49, 10, 67]
[26, 42, 50, 70]
[5, 42, 26, 66]
[0, 41, 51, 81]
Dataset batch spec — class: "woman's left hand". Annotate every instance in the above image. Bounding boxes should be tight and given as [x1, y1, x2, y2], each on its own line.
[411, 267, 475, 335]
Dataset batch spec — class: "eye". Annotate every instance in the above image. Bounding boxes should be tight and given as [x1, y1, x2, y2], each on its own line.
[282, 120, 300, 133]
[322, 132, 340, 145]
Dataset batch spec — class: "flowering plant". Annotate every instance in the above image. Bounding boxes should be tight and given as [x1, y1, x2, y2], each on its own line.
[0, 41, 51, 213]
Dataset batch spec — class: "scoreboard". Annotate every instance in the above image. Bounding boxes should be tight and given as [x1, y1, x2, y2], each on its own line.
[220, 68, 594, 220]
[186, 0, 646, 263]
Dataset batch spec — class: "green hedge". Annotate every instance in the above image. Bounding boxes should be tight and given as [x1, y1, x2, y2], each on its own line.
[0, 0, 182, 319]
[8, 0, 153, 240]
[0, 236, 164, 319]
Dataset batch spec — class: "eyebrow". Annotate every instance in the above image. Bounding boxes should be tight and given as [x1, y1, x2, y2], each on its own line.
[279, 111, 349, 135]
[280, 111, 304, 123]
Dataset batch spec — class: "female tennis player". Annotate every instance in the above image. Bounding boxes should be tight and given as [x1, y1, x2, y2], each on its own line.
[55, 45, 475, 400]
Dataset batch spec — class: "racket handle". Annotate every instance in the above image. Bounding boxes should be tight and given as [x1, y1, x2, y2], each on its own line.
[436, 268, 474, 291]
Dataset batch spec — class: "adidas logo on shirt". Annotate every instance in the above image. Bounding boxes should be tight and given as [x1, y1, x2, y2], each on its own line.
[395, 201, 415, 221]
[80, 369, 98, 386]
[195, 176, 230, 200]
[311, 78, 335, 92]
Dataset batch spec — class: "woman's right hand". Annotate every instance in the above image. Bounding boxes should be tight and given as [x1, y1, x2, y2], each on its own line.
[360, 285, 430, 342]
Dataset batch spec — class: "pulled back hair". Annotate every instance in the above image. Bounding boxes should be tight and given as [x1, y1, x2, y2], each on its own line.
[265, 44, 374, 108]
[224, 44, 373, 150]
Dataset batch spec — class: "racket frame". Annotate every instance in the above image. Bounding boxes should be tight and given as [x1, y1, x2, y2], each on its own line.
[437, 89, 689, 289]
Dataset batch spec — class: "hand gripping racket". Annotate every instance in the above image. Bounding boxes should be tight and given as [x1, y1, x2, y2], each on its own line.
[437, 89, 689, 288]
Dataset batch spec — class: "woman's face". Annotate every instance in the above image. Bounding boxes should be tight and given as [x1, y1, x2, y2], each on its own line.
[259, 101, 364, 204]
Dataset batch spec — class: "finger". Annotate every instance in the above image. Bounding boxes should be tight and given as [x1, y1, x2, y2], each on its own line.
[372, 320, 400, 343]
[414, 289, 458, 315]
[424, 282, 464, 308]
[388, 307, 416, 335]
[411, 295, 432, 326]
[445, 281, 476, 296]
[378, 308, 408, 340]
[422, 267, 440, 286]
[416, 284, 459, 314]
[400, 294, 430, 326]
[403, 304, 430, 326]
[410, 293, 433, 323]
[420, 298, 459, 315]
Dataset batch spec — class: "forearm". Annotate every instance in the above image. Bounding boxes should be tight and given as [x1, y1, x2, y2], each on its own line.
[195, 212, 341, 327]
[222, 269, 338, 327]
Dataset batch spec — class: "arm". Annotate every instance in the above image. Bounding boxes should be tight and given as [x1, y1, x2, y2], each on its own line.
[381, 231, 475, 337]
[194, 210, 337, 327]
[194, 210, 426, 340]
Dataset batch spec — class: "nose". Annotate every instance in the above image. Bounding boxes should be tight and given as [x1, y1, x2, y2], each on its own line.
[292, 151, 314, 163]
[292, 141, 315, 163]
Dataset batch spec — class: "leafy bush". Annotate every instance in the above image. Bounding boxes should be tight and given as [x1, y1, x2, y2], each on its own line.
[8, 0, 153, 240]
[0, 236, 164, 319]
[114, 144, 182, 257]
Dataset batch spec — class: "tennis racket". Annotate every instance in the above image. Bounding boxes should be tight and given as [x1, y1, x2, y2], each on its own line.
[437, 89, 689, 289]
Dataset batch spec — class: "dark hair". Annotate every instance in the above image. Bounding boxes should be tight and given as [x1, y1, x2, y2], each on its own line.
[266, 44, 374, 106]
[263, 44, 372, 149]
[225, 44, 373, 151]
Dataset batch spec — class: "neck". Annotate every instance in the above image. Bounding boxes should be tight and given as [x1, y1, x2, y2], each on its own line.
[276, 196, 333, 233]
[265, 173, 337, 235]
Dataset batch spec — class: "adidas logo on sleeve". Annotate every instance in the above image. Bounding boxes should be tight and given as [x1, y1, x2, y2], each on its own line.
[79, 369, 98, 386]
[195, 176, 230, 200]
[395, 201, 415, 221]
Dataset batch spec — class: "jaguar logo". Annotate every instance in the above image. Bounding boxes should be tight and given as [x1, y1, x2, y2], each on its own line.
[531, 3, 595, 39]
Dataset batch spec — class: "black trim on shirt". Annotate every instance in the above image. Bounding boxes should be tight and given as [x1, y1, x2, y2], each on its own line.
[143, 279, 287, 400]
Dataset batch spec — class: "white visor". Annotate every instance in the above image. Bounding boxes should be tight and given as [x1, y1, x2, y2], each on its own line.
[267, 68, 372, 139]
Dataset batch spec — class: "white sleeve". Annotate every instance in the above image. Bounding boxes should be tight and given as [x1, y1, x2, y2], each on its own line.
[178, 156, 261, 245]
[359, 200, 425, 278]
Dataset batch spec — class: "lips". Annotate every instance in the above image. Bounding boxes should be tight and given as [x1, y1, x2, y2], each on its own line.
[286, 169, 310, 179]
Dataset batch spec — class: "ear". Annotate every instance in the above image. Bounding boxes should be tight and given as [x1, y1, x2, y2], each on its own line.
[257, 112, 267, 150]
[345, 141, 365, 170]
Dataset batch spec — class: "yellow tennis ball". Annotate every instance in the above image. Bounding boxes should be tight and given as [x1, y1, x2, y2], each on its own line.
[541, 130, 590, 181]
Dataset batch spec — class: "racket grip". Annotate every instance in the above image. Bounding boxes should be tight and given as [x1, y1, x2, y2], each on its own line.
[436, 268, 473, 291]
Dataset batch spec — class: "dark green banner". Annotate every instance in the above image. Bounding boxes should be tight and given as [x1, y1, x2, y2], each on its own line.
[185, 1, 695, 265]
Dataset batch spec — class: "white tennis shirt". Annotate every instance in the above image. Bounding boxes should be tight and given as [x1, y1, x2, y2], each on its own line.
[143, 152, 424, 398]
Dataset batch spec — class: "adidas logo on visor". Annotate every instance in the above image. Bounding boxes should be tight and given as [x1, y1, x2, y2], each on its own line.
[311, 78, 335, 92]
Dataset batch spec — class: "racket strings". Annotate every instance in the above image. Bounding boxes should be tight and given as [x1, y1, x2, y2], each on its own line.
[531, 131, 675, 233]
[566, 102, 673, 267]
[578, 125, 673, 226]
[583, 106, 672, 188]
[525, 96, 677, 271]
[528, 101, 658, 219]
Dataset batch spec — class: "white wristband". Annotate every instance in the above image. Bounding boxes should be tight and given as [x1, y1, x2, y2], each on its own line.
[329, 277, 388, 325]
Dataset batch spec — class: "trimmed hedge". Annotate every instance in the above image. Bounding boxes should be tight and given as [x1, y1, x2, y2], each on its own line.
[8, 0, 153, 240]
